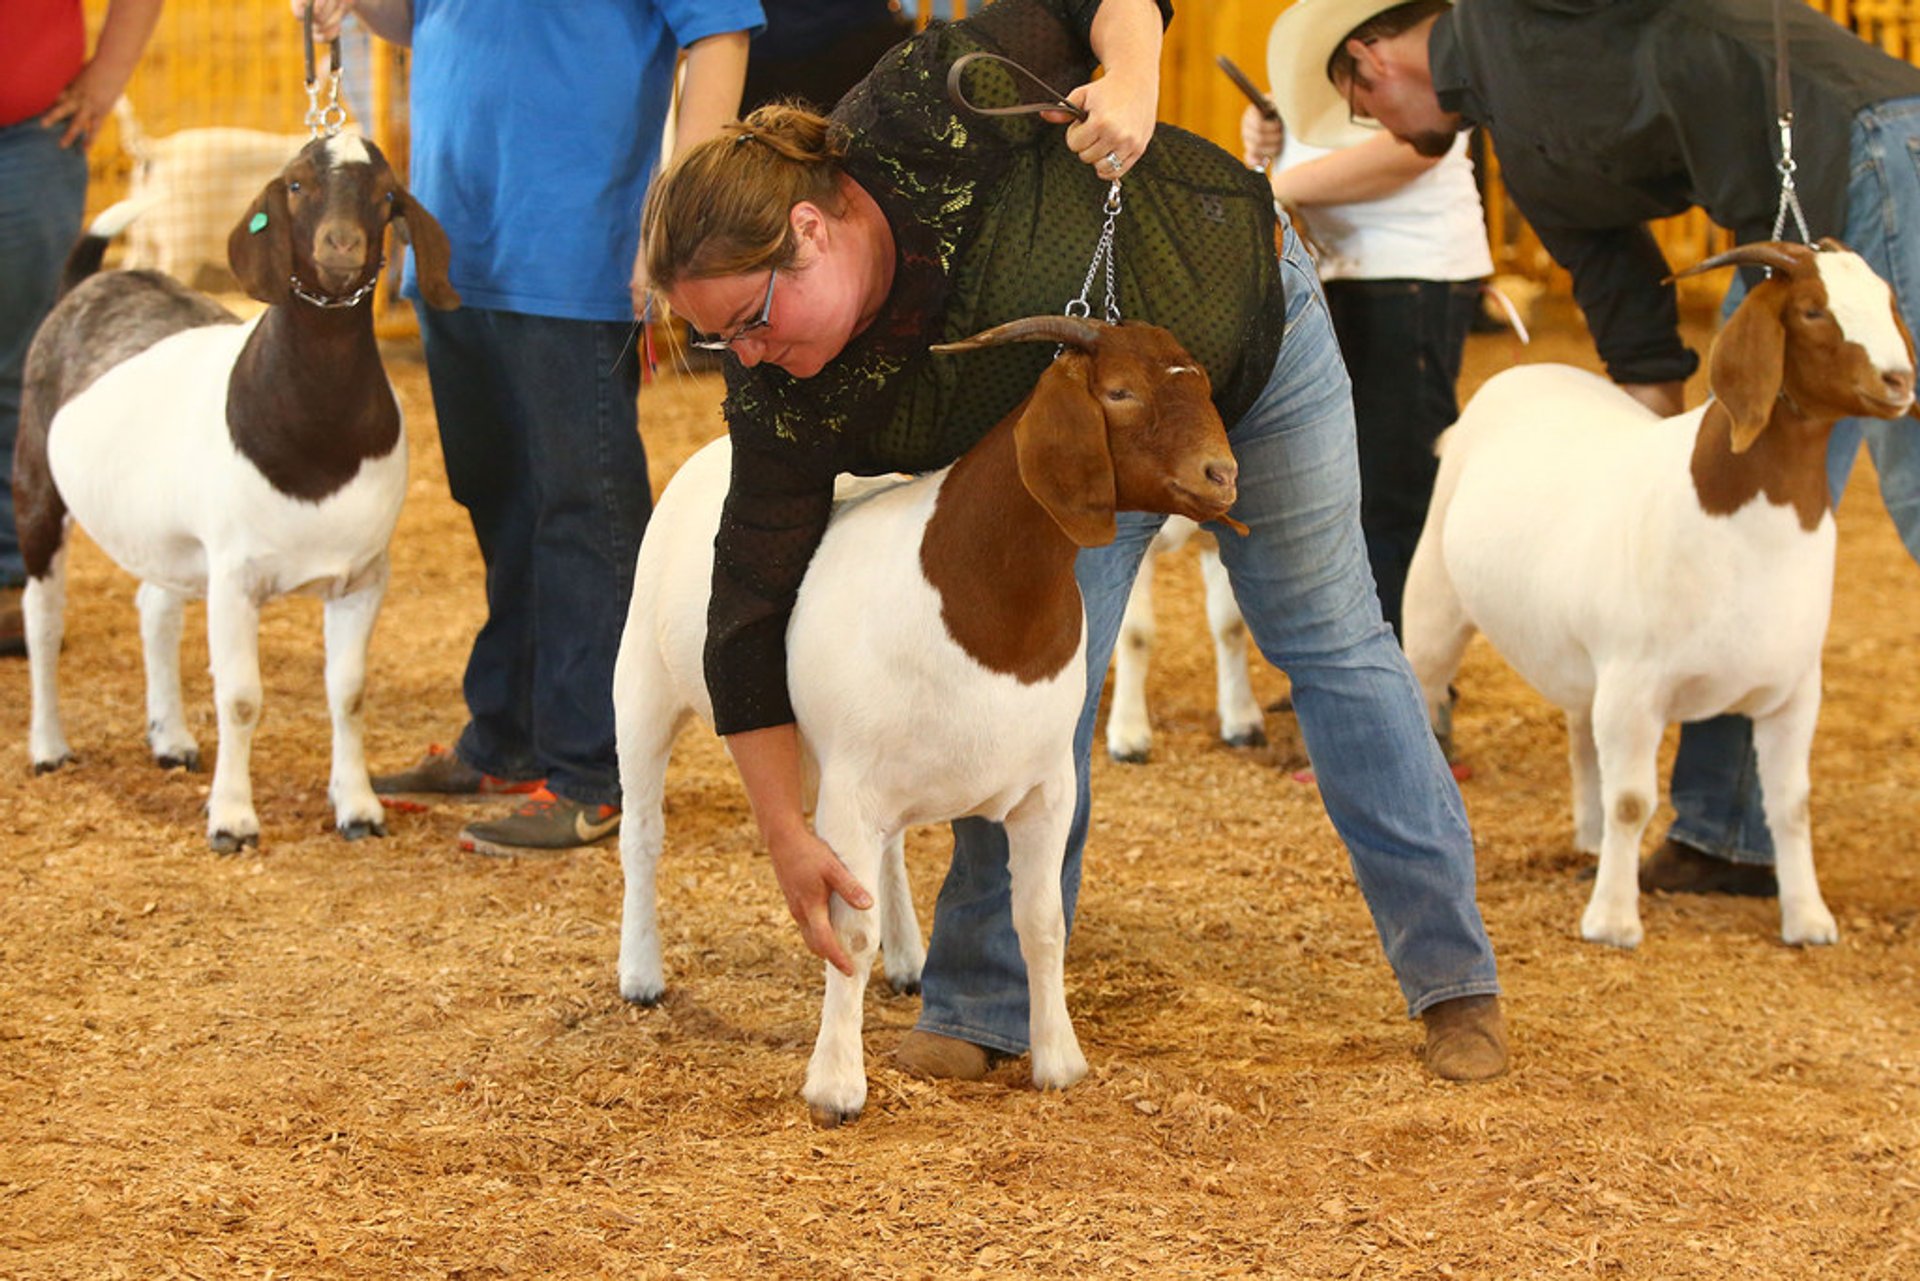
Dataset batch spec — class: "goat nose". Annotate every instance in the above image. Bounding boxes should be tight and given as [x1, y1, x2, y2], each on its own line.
[1884, 369, 1913, 400]
[323, 226, 366, 255]
[1204, 458, 1238, 491]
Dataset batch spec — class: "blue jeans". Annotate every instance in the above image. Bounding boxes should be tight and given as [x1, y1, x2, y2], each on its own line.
[1668, 96, 1920, 864]
[918, 223, 1501, 1053]
[0, 121, 88, 588]
[414, 304, 650, 807]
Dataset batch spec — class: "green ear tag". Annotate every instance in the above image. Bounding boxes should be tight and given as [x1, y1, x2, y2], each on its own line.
[248, 212, 269, 234]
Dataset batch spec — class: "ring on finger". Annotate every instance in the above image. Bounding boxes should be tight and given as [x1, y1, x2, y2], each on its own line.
[1103, 150, 1123, 172]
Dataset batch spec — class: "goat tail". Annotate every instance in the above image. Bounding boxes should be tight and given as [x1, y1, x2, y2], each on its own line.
[111, 96, 151, 163]
[57, 196, 157, 297]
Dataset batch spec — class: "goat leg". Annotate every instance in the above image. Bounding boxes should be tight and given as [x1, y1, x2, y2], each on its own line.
[203, 576, 263, 853]
[323, 564, 388, 840]
[138, 582, 200, 770]
[1754, 680, 1837, 946]
[1006, 766, 1087, 1092]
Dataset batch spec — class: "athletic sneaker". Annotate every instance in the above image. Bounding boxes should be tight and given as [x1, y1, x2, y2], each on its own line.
[372, 744, 545, 797]
[458, 787, 621, 857]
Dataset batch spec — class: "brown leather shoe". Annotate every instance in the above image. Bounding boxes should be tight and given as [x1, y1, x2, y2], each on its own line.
[1639, 839, 1777, 897]
[1420, 994, 1509, 1082]
[894, 1029, 1001, 1081]
[0, 586, 24, 659]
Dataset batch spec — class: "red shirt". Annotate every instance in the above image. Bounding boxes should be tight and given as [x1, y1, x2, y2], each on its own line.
[0, 0, 85, 127]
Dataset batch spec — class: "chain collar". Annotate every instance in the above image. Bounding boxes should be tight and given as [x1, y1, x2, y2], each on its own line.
[288, 262, 383, 310]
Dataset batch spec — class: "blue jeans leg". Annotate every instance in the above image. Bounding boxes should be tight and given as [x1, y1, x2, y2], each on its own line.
[919, 223, 1500, 1053]
[0, 122, 88, 587]
[1668, 96, 1920, 866]
[415, 304, 650, 807]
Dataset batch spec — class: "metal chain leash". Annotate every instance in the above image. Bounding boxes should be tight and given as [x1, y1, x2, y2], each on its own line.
[1065, 177, 1125, 324]
[1770, 0, 1812, 244]
[303, 7, 346, 138]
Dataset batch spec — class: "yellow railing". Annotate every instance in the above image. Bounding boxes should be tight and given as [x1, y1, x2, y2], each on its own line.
[80, 0, 1920, 315]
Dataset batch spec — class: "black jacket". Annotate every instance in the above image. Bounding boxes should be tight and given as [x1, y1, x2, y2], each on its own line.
[1433, 0, 1920, 383]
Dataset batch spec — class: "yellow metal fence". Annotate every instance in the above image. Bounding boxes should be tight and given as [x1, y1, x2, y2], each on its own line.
[80, 0, 1920, 314]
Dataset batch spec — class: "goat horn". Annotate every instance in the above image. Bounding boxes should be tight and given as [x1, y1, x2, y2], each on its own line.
[1668, 241, 1812, 283]
[931, 314, 1103, 354]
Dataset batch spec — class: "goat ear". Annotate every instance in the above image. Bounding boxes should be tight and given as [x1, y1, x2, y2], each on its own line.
[228, 178, 293, 307]
[1708, 280, 1787, 452]
[392, 187, 461, 310]
[1013, 352, 1117, 547]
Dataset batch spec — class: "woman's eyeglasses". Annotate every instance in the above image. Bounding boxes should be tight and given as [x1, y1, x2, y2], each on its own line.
[689, 268, 779, 352]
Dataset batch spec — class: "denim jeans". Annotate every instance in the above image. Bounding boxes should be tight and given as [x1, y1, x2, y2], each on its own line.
[918, 223, 1501, 1054]
[0, 121, 88, 588]
[1327, 277, 1483, 639]
[414, 303, 650, 807]
[1668, 95, 1920, 864]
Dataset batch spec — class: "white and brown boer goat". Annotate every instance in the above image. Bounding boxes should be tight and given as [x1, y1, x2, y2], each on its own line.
[1401, 240, 1916, 949]
[1104, 515, 1264, 763]
[13, 132, 458, 852]
[612, 316, 1240, 1126]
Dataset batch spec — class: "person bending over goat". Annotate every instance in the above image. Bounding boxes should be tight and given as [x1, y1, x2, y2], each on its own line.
[639, 0, 1509, 1089]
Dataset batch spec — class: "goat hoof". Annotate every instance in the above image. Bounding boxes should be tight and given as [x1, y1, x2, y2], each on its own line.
[620, 983, 665, 1008]
[337, 818, 386, 841]
[209, 829, 260, 855]
[155, 750, 201, 772]
[808, 1103, 862, 1129]
[31, 753, 75, 776]
[888, 976, 922, 997]
[1108, 746, 1151, 765]
[1222, 726, 1268, 749]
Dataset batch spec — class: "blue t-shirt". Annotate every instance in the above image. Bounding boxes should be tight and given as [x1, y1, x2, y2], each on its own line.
[403, 0, 764, 322]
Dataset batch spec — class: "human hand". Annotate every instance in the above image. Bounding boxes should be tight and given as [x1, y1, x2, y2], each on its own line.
[767, 825, 875, 977]
[289, 0, 356, 41]
[42, 62, 121, 148]
[1049, 72, 1158, 179]
[1240, 103, 1283, 171]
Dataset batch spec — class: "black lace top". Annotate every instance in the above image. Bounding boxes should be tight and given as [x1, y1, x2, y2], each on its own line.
[707, 0, 1287, 734]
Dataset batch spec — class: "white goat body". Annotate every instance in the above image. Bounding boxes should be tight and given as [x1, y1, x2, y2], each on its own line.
[1403, 242, 1916, 948]
[614, 317, 1240, 1126]
[1105, 515, 1264, 763]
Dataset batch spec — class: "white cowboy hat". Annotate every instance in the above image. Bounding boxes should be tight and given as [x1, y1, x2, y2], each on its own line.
[1267, 0, 1440, 150]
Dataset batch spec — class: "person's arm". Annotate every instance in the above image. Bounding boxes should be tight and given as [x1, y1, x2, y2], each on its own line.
[706, 443, 873, 975]
[1054, 0, 1162, 174]
[1270, 131, 1442, 207]
[726, 725, 874, 976]
[1530, 219, 1701, 394]
[42, 0, 164, 148]
[632, 29, 752, 317]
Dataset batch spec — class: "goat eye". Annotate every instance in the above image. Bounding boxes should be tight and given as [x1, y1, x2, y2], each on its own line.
[384, 192, 396, 204]
[1802, 307, 1827, 322]
[1104, 387, 1136, 403]
[287, 180, 303, 194]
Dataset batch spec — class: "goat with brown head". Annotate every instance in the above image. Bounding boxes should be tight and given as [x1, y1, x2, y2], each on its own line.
[1677, 238, 1915, 451]
[931, 316, 1243, 545]
[227, 132, 458, 312]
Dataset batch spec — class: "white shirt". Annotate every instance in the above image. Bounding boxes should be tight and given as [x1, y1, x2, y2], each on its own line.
[1276, 133, 1494, 283]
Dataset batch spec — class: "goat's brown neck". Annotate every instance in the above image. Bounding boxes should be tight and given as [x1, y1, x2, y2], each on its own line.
[920, 416, 1086, 684]
[226, 299, 400, 502]
[1690, 399, 1835, 531]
